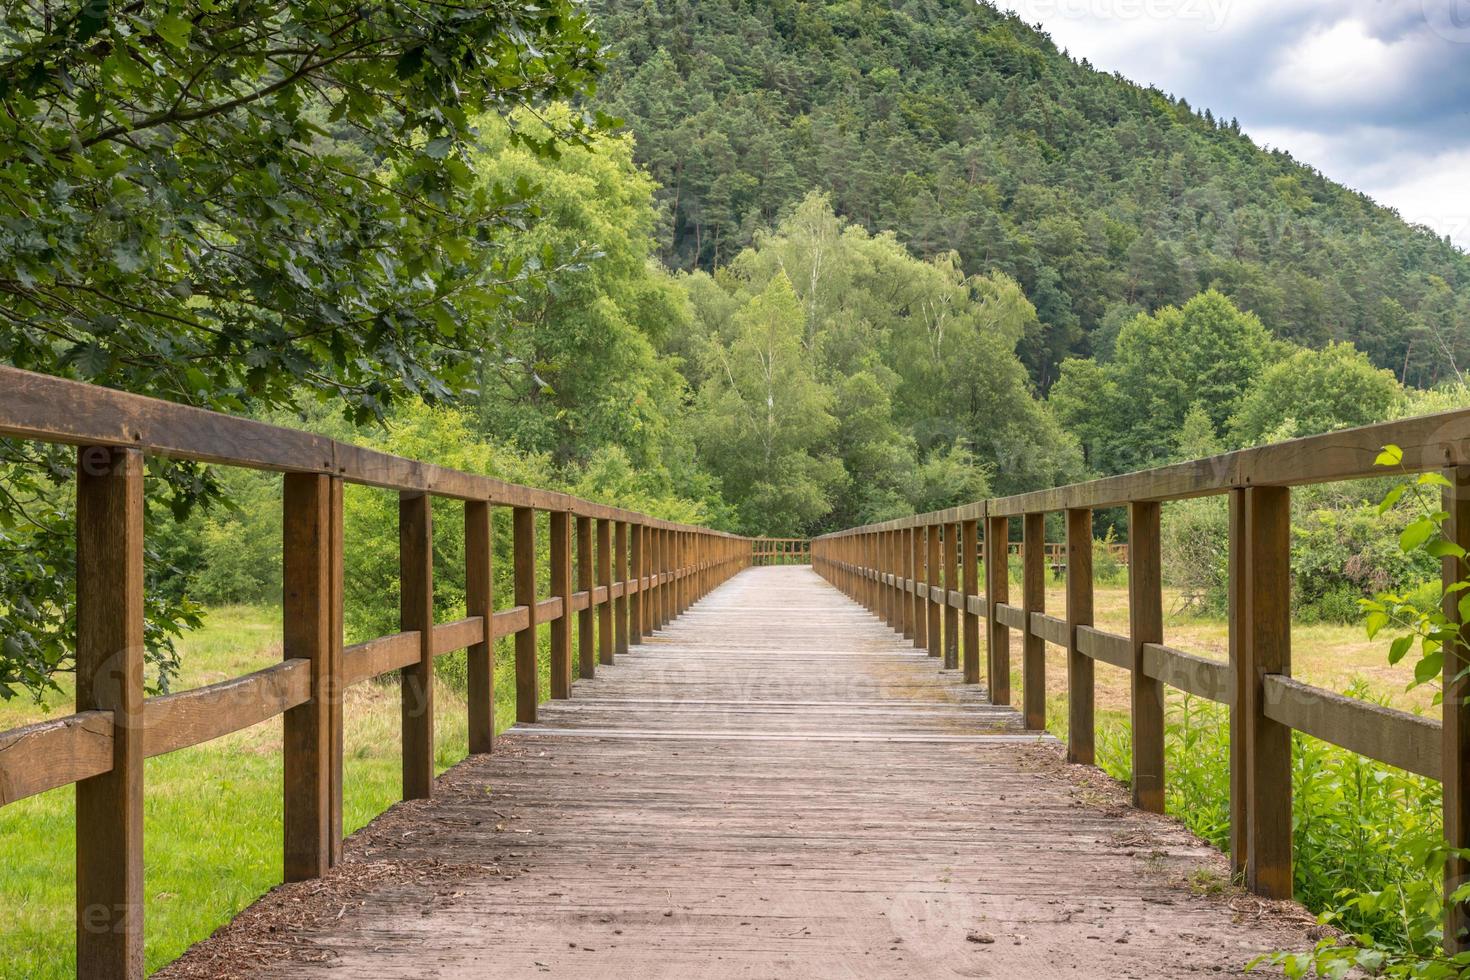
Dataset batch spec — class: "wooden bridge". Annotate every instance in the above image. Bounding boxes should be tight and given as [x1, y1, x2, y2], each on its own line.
[2, 363, 1470, 977]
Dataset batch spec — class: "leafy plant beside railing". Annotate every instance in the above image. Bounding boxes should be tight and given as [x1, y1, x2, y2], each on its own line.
[1258, 445, 1470, 978]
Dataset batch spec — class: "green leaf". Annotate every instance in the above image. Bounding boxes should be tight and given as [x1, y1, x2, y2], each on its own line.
[154, 14, 193, 49]
[1414, 648, 1444, 687]
[1388, 634, 1413, 665]
[1376, 484, 1406, 514]
[1374, 444, 1403, 467]
[1400, 518, 1436, 553]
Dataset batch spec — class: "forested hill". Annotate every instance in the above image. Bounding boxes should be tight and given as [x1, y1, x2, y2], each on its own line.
[593, 0, 1470, 389]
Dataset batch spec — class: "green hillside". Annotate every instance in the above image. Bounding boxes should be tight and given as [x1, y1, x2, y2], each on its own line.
[594, 0, 1470, 388]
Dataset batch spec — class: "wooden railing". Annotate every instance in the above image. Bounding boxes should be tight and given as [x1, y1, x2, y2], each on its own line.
[812, 407, 1470, 951]
[0, 366, 754, 979]
[751, 537, 810, 565]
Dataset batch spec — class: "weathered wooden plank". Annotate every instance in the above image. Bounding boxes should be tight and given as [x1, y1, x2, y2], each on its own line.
[1263, 675, 1437, 778]
[1141, 643, 1232, 705]
[577, 515, 595, 681]
[0, 711, 113, 806]
[493, 606, 530, 639]
[1030, 612, 1069, 647]
[993, 603, 1026, 630]
[431, 617, 486, 658]
[144, 660, 310, 759]
[1076, 626, 1132, 670]
[75, 445, 145, 978]
[343, 632, 421, 686]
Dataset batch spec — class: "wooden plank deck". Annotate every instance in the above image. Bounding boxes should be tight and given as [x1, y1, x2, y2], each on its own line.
[164, 566, 1315, 979]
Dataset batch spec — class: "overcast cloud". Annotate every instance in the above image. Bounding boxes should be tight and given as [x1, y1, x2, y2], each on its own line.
[993, 0, 1470, 248]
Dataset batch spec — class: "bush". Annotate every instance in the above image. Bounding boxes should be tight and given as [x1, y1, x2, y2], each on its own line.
[1161, 496, 1229, 614]
[1092, 525, 1125, 586]
[1292, 490, 1437, 623]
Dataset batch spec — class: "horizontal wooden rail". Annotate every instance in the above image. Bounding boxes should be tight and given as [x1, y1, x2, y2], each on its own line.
[811, 404, 1470, 951]
[0, 365, 760, 980]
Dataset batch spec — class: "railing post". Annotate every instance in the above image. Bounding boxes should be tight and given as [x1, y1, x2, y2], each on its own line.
[597, 518, 613, 665]
[1065, 507, 1094, 764]
[466, 501, 495, 752]
[1445, 466, 1470, 951]
[1129, 500, 1164, 812]
[615, 521, 630, 656]
[985, 515, 1010, 705]
[911, 527, 925, 649]
[886, 529, 899, 630]
[962, 518, 980, 684]
[513, 506, 538, 723]
[1236, 486, 1292, 897]
[399, 491, 434, 800]
[1228, 488, 1247, 876]
[899, 528, 913, 640]
[549, 510, 572, 699]
[626, 520, 637, 643]
[926, 525, 941, 658]
[1022, 512, 1045, 730]
[576, 515, 595, 681]
[283, 472, 339, 881]
[944, 523, 960, 670]
[75, 446, 145, 980]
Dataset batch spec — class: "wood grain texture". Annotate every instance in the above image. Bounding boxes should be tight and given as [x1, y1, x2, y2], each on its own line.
[1066, 507, 1095, 765]
[1240, 486, 1293, 899]
[399, 492, 435, 801]
[466, 502, 495, 754]
[1444, 467, 1470, 950]
[513, 508, 539, 724]
[1128, 501, 1165, 814]
[1022, 514, 1045, 731]
[0, 711, 112, 805]
[549, 511, 573, 700]
[180, 567, 1317, 980]
[75, 446, 145, 979]
[144, 660, 310, 759]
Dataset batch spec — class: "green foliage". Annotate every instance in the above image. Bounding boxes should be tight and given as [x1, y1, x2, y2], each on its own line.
[0, 0, 604, 698]
[1051, 290, 1272, 473]
[1232, 342, 1404, 446]
[471, 109, 697, 475]
[683, 194, 1073, 533]
[594, 0, 1470, 389]
[692, 272, 844, 534]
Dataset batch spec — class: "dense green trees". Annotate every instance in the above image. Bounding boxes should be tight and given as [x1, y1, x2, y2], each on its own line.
[593, 0, 1470, 389]
[681, 195, 1075, 533]
[0, 0, 605, 698]
[1051, 291, 1273, 471]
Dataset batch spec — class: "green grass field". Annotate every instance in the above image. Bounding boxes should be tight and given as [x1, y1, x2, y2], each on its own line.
[0, 585, 1416, 976]
[0, 606, 490, 977]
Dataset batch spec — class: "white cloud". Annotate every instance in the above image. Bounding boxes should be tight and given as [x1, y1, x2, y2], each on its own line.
[1268, 19, 1419, 107]
[990, 0, 1470, 250]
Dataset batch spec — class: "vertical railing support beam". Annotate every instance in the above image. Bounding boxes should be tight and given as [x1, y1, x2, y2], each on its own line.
[75, 446, 145, 980]
[1022, 512, 1045, 730]
[466, 501, 495, 753]
[1237, 486, 1292, 897]
[1065, 507, 1094, 765]
[512, 507, 539, 723]
[399, 491, 434, 800]
[985, 515, 1011, 705]
[283, 471, 340, 880]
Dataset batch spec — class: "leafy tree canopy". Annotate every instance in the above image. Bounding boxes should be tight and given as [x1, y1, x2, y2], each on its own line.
[0, 0, 604, 698]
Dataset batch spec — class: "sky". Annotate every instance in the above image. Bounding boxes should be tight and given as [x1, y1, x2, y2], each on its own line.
[993, 0, 1470, 250]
